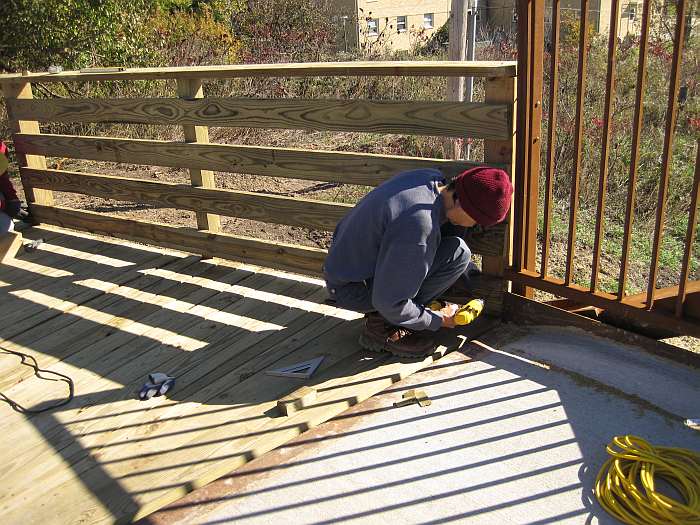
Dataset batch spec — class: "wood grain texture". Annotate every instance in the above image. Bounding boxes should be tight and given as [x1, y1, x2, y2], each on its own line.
[31, 205, 328, 276]
[8, 98, 513, 140]
[25, 173, 506, 262]
[483, 76, 516, 279]
[4, 81, 53, 207]
[15, 133, 496, 186]
[0, 61, 517, 84]
[22, 168, 352, 231]
[176, 78, 220, 233]
[0, 231, 22, 263]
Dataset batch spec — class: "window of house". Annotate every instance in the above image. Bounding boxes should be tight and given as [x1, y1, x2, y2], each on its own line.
[367, 18, 378, 35]
[397, 15, 407, 32]
[423, 13, 434, 29]
[628, 4, 637, 21]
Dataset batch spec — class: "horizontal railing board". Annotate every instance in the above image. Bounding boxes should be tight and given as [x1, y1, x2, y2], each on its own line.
[15, 134, 495, 186]
[8, 98, 512, 140]
[31, 205, 328, 276]
[0, 61, 517, 84]
[24, 167, 504, 257]
[22, 168, 352, 232]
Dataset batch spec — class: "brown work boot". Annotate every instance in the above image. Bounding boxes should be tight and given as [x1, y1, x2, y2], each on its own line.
[385, 326, 437, 358]
[358, 312, 390, 353]
[358, 312, 437, 359]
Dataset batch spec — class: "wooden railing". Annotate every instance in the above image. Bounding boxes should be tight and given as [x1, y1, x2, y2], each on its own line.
[1, 61, 517, 311]
[511, 0, 699, 338]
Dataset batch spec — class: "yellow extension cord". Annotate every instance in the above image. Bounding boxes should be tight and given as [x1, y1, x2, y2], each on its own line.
[595, 435, 700, 525]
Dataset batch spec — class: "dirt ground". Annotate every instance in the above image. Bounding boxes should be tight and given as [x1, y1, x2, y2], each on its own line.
[8, 153, 699, 355]
[18, 158, 337, 250]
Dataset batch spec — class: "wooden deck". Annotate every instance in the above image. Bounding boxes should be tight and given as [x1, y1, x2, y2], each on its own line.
[0, 226, 491, 524]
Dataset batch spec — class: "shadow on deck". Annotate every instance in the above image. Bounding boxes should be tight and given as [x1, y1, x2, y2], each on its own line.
[0, 225, 494, 524]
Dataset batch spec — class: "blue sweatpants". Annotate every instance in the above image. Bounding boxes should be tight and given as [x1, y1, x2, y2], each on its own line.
[325, 236, 471, 314]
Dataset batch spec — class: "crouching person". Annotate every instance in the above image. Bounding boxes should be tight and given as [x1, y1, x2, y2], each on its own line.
[323, 167, 512, 358]
[0, 141, 29, 234]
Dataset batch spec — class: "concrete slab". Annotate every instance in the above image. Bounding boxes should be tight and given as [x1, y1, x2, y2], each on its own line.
[142, 326, 700, 525]
[496, 325, 700, 418]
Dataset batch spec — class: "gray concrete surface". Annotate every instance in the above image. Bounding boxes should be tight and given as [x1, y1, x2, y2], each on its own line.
[144, 325, 700, 525]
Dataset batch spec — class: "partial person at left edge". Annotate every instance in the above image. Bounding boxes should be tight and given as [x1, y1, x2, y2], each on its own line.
[0, 141, 31, 233]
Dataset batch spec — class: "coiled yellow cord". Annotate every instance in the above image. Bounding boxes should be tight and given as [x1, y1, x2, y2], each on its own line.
[595, 435, 700, 525]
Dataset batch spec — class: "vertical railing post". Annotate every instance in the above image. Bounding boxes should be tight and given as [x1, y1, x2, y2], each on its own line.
[564, 0, 591, 287]
[590, 0, 620, 292]
[484, 76, 517, 282]
[4, 77, 54, 219]
[541, 0, 561, 279]
[618, 0, 652, 301]
[446, 0, 468, 160]
[514, 0, 544, 297]
[646, 0, 688, 309]
[676, 141, 700, 317]
[176, 78, 221, 238]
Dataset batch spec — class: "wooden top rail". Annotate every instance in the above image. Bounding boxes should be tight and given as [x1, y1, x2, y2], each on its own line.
[7, 98, 513, 140]
[0, 61, 517, 84]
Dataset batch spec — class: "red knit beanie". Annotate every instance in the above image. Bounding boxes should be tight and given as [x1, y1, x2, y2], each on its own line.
[454, 167, 513, 226]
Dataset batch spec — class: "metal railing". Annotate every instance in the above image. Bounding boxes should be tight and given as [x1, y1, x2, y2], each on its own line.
[510, 0, 699, 338]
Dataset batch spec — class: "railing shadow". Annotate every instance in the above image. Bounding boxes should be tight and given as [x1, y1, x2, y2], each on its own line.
[5, 227, 697, 524]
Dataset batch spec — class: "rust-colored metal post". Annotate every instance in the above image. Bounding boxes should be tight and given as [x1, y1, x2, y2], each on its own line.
[541, 0, 561, 278]
[646, 0, 688, 308]
[676, 141, 700, 317]
[514, 0, 544, 296]
[564, 0, 591, 286]
[618, 0, 652, 300]
[590, 0, 620, 292]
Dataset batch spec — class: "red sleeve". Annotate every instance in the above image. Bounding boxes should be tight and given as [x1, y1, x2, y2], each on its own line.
[0, 172, 19, 201]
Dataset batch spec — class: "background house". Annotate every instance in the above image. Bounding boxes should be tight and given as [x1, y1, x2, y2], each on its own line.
[332, 0, 690, 53]
[334, 0, 452, 51]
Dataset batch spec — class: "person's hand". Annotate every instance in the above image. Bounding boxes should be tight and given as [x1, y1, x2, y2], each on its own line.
[439, 303, 459, 329]
[5, 200, 28, 221]
[16, 207, 30, 222]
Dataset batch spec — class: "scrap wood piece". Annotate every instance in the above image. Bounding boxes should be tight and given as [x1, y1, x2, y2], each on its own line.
[394, 389, 431, 408]
[277, 386, 317, 416]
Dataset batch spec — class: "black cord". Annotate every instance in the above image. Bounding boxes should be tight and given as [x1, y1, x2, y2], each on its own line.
[0, 348, 74, 414]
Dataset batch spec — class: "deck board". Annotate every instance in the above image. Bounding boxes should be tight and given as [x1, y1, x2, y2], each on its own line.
[0, 229, 179, 344]
[0, 226, 493, 524]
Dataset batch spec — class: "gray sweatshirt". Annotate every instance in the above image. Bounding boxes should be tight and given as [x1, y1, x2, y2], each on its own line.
[324, 169, 446, 331]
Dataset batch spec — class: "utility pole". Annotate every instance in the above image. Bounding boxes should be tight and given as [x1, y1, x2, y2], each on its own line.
[465, 0, 478, 159]
[447, 0, 468, 159]
[341, 16, 349, 52]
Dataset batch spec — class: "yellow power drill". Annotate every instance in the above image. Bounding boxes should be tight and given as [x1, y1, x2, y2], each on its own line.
[428, 298, 485, 325]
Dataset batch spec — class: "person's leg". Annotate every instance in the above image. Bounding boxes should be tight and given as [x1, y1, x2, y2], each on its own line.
[0, 211, 14, 234]
[355, 236, 469, 359]
[414, 236, 471, 306]
[326, 278, 436, 358]
[325, 279, 375, 313]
